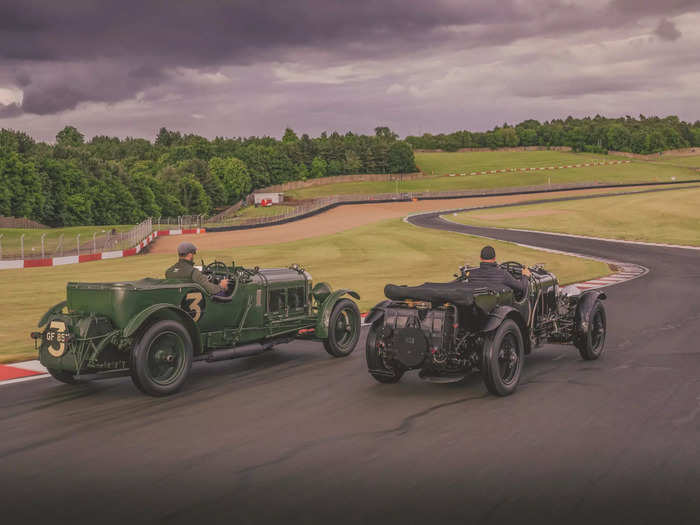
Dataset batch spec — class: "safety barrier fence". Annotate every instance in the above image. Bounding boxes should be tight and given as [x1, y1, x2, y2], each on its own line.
[0, 218, 206, 270]
[0, 219, 153, 261]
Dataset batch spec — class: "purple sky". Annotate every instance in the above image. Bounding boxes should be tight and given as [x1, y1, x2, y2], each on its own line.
[1, 0, 699, 142]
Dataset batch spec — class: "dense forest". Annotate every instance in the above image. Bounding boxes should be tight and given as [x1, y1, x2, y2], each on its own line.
[0, 126, 416, 226]
[406, 115, 700, 154]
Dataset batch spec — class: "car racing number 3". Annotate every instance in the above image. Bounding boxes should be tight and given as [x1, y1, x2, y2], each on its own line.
[46, 320, 67, 357]
[182, 291, 205, 322]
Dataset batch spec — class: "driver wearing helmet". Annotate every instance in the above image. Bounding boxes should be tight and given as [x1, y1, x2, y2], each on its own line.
[165, 242, 229, 295]
[463, 245, 530, 296]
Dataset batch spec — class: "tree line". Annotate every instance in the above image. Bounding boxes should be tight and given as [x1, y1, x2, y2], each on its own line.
[405, 115, 700, 154]
[0, 126, 416, 226]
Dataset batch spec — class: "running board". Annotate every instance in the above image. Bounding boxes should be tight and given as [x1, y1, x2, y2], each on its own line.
[368, 369, 398, 377]
[74, 369, 130, 381]
[420, 375, 466, 383]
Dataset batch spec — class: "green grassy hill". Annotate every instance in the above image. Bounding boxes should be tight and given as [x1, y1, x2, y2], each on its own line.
[286, 151, 696, 200]
[415, 150, 619, 175]
[447, 185, 700, 246]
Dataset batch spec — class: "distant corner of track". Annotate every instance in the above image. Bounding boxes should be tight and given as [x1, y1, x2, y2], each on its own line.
[402, 206, 651, 293]
[203, 179, 700, 233]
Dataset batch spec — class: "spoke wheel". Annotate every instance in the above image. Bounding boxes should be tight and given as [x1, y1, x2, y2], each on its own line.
[497, 333, 520, 385]
[481, 319, 524, 396]
[576, 300, 607, 361]
[323, 299, 360, 357]
[131, 320, 193, 396]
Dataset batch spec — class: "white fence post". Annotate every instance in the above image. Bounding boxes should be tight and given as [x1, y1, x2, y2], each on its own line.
[92, 232, 97, 253]
[20, 234, 25, 259]
[41, 233, 46, 258]
[76, 234, 81, 256]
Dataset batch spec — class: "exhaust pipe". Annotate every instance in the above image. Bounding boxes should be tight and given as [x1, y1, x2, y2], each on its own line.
[200, 337, 294, 363]
[204, 342, 274, 362]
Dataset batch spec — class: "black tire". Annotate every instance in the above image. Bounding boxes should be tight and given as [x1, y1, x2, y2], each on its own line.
[47, 367, 78, 385]
[365, 321, 403, 383]
[576, 300, 606, 360]
[481, 318, 524, 396]
[130, 319, 193, 396]
[323, 299, 361, 358]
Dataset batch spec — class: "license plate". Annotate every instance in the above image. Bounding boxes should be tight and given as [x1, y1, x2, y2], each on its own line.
[45, 320, 67, 357]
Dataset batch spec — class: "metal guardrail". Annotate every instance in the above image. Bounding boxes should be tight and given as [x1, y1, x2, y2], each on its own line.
[154, 215, 206, 230]
[0, 218, 153, 261]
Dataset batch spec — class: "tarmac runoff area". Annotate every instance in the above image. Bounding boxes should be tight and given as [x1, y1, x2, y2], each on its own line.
[2, 205, 700, 524]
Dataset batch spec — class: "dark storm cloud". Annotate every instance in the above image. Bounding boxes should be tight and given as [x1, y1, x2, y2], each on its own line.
[0, 0, 527, 115]
[0, 0, 518, 63]
[0, 0, 698, 134]
[655, 18, 682, 41]
[610, 0, 700, 17]
[15, 71, 31, 87]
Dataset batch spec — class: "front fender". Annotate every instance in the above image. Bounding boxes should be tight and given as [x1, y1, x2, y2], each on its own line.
[481, 306, 524, 333]
[123, 303, 202, 354]
[575, 290, 606, 337]
[481, 305, 530, 353]
[365, 300, 391, 326]
[38, 301, 68, 327]
[315, 288, 360, 339]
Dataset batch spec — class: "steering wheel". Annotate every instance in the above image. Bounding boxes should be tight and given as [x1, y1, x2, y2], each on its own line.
[499, 261, 524, 279]
[203, 261, 229, 282]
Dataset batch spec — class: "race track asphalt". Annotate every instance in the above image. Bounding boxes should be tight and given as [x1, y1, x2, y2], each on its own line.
[2, 211, 700, 525]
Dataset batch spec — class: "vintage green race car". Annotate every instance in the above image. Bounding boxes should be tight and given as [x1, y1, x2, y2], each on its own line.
[32, 261, 361, 396]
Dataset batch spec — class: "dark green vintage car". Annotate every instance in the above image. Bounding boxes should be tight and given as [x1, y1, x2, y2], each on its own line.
[32, 262, 361, 396]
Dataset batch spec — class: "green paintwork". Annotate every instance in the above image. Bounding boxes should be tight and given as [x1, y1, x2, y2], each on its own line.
[315, 289, 361, 339]
[122, 303, 202, 353]
[38, 301, 67, 328]
[35, 263, 359, 375]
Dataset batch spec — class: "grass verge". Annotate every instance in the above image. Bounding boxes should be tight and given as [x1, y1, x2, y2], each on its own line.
[446, 185, 700, 246]
[0, 218, 609, 363]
